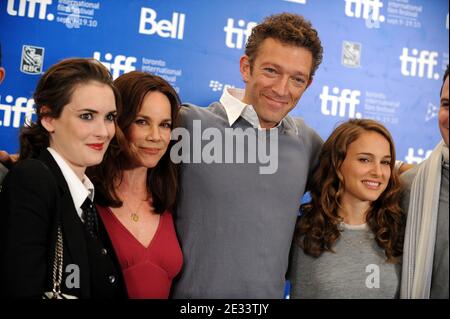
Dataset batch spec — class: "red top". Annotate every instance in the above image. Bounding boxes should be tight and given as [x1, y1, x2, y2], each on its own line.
[98, 206, 183, 299]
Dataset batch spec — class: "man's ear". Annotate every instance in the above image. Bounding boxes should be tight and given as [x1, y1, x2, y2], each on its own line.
[40, 106, 56, 133]
[240, 55, 251, 83]
[306, 77, 313, 89]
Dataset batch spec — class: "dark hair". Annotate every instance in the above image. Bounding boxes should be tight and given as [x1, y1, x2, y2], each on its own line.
[245, 13, 323, 78]
[19, 58, 120, 160]
[295, 119, 405, 263]
[88, 71, 180, 214]
[440, 64, 449, 96]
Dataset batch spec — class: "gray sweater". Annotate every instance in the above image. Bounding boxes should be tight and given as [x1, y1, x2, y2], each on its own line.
[289, 223, 401, 299]
[171, 103, 323, 298]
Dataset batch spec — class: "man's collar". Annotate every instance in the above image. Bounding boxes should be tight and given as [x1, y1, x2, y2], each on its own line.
[219, 87, 247, 127]
[219, 87, 298, 135]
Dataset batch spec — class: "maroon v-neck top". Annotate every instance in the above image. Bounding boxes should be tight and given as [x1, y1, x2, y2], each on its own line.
[98, 206, 183, 299]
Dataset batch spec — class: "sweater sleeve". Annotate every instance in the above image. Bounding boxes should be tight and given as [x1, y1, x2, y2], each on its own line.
[293, 117, 324, 191]
[287, 239, 303, 299]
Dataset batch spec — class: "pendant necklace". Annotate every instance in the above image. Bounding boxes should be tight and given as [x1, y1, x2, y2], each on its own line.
[124, 200, 145, 223]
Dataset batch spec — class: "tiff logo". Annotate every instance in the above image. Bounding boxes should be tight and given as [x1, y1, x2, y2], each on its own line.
[93, 52, 137, 80]
[320, 86, 361, 118]
[344, 0, 385, 22]
[224, 18, 257, 49]
[139, 7, 185, 40]
[6, 0, 54, 21]
[0, 95, 35, 128]
[404, 147, 432, 164]
[399, 48, 439, 80]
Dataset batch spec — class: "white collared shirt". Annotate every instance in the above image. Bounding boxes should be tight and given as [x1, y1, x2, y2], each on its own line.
[47, 147, 95, 221]
[219, 87, 298, 135]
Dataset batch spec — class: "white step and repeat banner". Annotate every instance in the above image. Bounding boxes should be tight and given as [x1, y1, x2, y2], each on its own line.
[0, 0, 448, 163]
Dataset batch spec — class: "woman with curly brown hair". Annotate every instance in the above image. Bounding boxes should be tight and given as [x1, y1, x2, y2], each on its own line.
[288, 119, 405, 299]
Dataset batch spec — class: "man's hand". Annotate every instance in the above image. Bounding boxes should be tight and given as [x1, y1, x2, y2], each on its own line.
[399, 163, 414, 175]
[0, 150, 18, 169]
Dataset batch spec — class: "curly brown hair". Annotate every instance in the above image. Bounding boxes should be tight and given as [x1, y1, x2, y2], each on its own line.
[294, 119, 405, 263]
[245, 13, 323, 78]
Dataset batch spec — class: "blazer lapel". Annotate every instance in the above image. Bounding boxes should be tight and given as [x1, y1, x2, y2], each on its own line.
[38, 150, 91, 298]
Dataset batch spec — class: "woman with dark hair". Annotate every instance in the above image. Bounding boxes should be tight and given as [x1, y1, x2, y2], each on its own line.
[88, 71, 182, 299]
[288, 119, 405, 299]
[0, 58, 127, 298]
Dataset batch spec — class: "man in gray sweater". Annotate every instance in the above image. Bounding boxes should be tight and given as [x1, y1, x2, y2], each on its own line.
[400, 65, 449, 299]
[171, 13, 324, 298]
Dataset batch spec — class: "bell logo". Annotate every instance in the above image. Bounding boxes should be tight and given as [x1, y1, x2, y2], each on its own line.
[320, 86, 361, 118]
[93, 52, 137, 80]
[399, 48, 440, 80]
[224, 18, 257, 49]
[6, 0, 54, 21]
[344, 0, 385, 22]
[139, 7, 185, 40]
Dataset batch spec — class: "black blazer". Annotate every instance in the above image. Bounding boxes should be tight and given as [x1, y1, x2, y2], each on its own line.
[0, 150, 126, 298]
